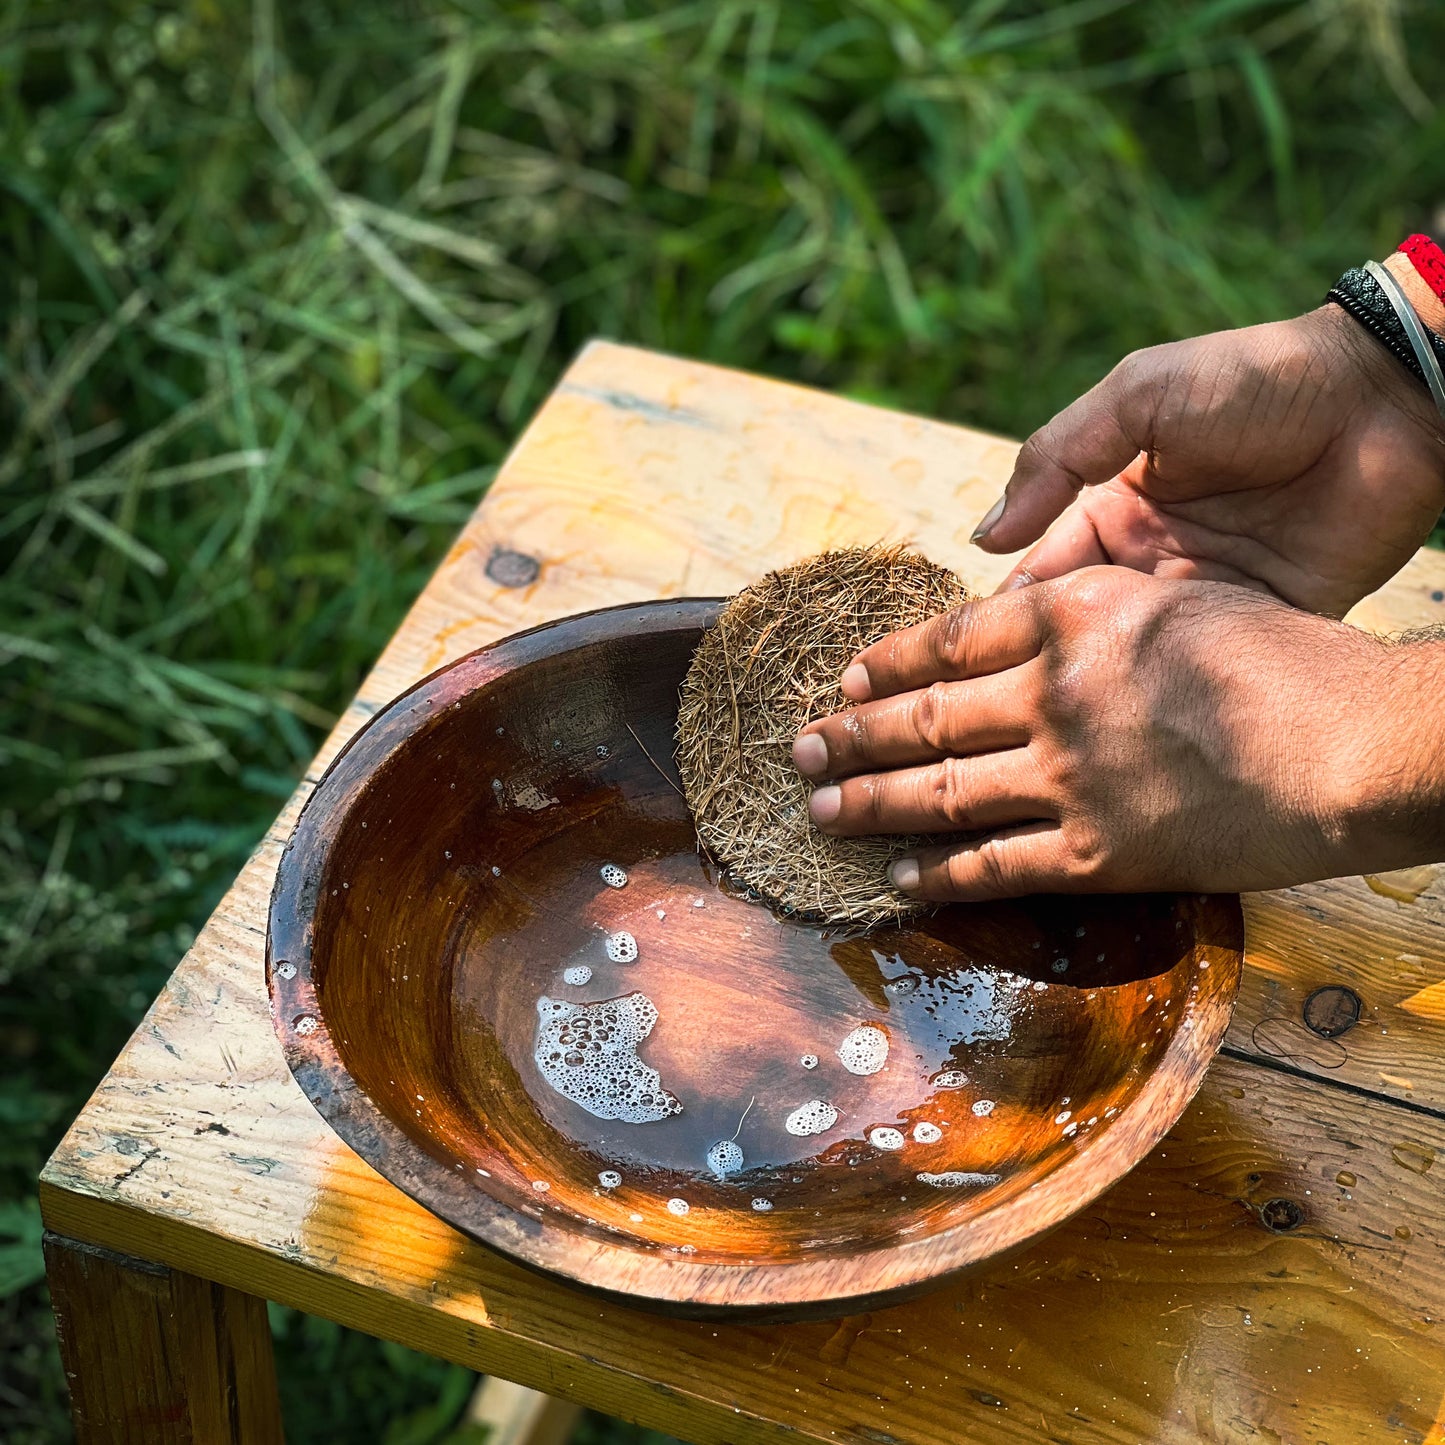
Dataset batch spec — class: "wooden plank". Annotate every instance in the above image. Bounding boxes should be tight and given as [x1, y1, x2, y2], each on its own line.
[465, 1378, 583, 1445]
[43, 1233, 283, 1445]
[1229, 874, 1445, 1118]
[41, 1048, 1445, 1445]
[39, 340, 1445, 1444]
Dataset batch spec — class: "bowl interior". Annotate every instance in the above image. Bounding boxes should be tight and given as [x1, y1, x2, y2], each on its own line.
[269, 601, 1242, 1312]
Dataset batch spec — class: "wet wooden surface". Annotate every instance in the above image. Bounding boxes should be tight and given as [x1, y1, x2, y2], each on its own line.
[41, 340, 1445, 1442]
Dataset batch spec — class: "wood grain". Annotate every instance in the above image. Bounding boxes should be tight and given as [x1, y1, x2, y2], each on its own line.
[43, 1233, 283, 1445]
[40, 1051, 1445, 1445]
[40, 340, 1445, 1441]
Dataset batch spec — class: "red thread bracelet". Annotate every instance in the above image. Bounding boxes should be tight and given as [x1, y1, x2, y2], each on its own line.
[1400, 233, 1445, 305]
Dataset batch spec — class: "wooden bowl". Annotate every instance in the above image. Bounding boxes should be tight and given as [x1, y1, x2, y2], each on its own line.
[268, 599, 1244, 1321]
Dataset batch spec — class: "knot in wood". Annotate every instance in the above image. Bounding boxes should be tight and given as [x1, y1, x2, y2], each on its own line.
[486, 548, 541, 588]
[1302, 985, 1361, 1038]
[1260, 1197, 1305, 1232]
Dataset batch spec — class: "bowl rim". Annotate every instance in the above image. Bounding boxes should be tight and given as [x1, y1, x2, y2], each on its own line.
[267, 597, 1245, 1317]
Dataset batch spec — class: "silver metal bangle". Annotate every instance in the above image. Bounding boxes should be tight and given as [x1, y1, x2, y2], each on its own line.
[1363, 259, 1445, 421]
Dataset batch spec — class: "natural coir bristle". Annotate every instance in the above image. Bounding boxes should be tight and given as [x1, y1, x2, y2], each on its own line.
[675, 545, 973, 928]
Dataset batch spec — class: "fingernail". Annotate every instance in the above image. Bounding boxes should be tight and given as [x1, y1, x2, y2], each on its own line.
[970, 494, 1006, 544]
[809, 784, 842, 826]
[841, 663, 871, 701]
[890, 857, 921, 891]
[792, 732, 829, 779]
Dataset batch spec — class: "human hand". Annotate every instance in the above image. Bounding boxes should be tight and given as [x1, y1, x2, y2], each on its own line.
[974, 302, 1445, 617]
[792, 568, 1445, 900]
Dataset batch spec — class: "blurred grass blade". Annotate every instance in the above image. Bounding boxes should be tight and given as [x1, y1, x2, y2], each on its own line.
[60, 498, 167, 576]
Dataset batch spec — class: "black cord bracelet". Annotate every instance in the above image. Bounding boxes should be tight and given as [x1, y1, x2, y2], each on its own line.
[1326, 265, 1445, 390]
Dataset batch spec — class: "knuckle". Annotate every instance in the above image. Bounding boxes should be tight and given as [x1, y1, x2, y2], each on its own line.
[912, 682, 954, 752]
[933, 756, 975, 827]
[860, 775, 889, 829]
[1049, 566, 1120, 620]
[1066, 822, 1108, 879]
[1112, 345, 1151, 381]
[934, 603, 976, 673]
[1111, 341, 1172, 393]
[1038, 739, 1081, 794]
[1046, 663, 1090, 726]
[1013, 429, 1054, 478]
[956, 839, 1011, 894]
[844, 706, 870, 758]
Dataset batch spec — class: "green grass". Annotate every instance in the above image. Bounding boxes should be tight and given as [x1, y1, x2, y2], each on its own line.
[3, 0, 1444, 1438]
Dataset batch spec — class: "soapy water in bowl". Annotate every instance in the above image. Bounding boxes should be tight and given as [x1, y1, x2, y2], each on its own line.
[499, 843, 1127, 1213]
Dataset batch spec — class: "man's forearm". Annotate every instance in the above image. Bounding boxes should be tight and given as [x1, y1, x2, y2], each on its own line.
[1345, 637, 1445, 872]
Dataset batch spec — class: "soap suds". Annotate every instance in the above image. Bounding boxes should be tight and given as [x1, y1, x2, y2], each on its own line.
[604, 931, 638, 963]
[918, 1171, 1001, 1188]
[837, 1024, 889, 1076]
[534, 993, 681, 1123]
[706, 1139, 745, 1177]
[784, 1100, 838, 1137]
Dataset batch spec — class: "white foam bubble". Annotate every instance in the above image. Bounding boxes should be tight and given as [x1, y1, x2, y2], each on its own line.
[912, 1122, 942, 1144]
[706, 1140, 744, 1177]
[563, 965, 593, 986]
[598, 1170, 622, 1188]
[751, 1197, 773, 1212]
[972, 1099, 995, 1117]
[784, 1100, 838, 1137]
[605, 931, 638, 963]
[532, 1180, 550, 1192]
[918, 1171, 1001, 1188]
[600, 863, 628, 888]
[837, 1025, 888, 1076]
[800, 1054, 819, 1070]
[533, 992, 682, 1123]
[869, 1127, 905, 1152]
[1055, 1110, 1071, 1125]
[933, 1070, 968, 1089]
[666, 1197, 690, 1215]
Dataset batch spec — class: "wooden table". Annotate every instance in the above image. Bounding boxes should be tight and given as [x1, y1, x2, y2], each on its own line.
[41, 341, 1445, 1445]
